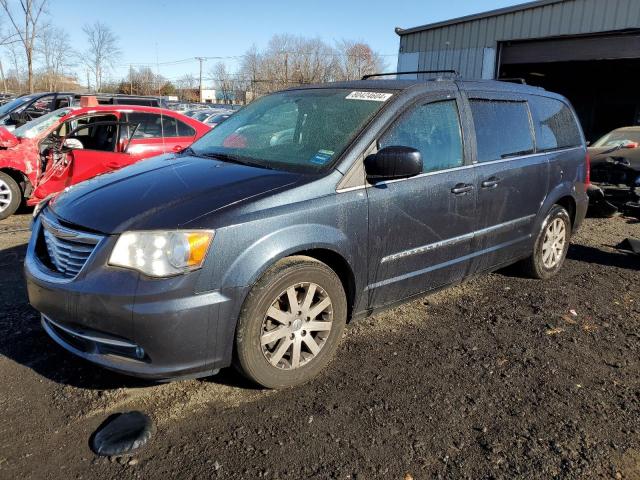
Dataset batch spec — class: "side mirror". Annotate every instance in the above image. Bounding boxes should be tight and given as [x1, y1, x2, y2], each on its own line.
[61, 138, 84, 151]
[364, 146, 423, 181]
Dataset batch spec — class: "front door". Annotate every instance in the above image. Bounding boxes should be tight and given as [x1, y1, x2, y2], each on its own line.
[33, 114, 132, 199]
[366, 92, 477, 309]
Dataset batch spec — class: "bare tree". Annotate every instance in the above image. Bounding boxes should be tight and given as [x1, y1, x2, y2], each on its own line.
[0, 0, 48, 92]
[82, 21, 120, 92]
[121, 66, 165, 96]
[176, 73, 199, 102]
[38, 25, 73, 91]
[210, 62, 238, 104]
[335, 40, 385, 80]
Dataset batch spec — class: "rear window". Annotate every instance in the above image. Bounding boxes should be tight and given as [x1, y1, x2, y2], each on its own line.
[470, 100, 534, 162]
[528, 96, 582, 151]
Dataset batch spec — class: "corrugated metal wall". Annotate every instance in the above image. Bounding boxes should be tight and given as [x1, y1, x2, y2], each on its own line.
[398, 0, 640, 79]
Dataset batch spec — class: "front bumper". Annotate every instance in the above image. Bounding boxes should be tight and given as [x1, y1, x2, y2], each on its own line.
[25, 217, 247, 380]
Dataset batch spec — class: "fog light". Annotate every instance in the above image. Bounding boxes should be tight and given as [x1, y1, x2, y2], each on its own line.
[135, 346, 145, 359]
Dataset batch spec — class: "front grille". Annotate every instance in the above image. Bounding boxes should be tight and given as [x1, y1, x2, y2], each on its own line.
[38, 211, 103, 279]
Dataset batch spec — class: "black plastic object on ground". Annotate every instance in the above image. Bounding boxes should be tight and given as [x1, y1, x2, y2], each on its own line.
[587, 185, 618, 217]
[90, 411, 155, 456]
[616, 238, 640, 255]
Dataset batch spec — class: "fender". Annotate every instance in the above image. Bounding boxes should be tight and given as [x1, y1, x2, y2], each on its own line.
[535, 180, 580, 233]
[220, 223, 357, 289]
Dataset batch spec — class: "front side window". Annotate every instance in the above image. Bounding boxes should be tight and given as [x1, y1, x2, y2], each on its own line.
[60, 114, 119, 152]
[379, 100, 464, 173]
[470, 100, 534, 162]
[528, 96, 582, 151]
[190, 89, 388, 173]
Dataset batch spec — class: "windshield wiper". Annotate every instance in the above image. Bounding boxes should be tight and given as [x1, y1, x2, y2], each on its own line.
[199, 152, 273, 170]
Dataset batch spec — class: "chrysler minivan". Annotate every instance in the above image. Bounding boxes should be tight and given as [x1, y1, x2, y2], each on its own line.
[25, 78, 589, 388]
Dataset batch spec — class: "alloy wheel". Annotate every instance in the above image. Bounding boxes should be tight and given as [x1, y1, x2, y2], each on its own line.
[0, 178, 12, 212]
[541, 217, 566, 268]
[260, 282, 333, 370]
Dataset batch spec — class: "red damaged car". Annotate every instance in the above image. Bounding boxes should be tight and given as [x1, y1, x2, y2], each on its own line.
[0, 102, 210, 220]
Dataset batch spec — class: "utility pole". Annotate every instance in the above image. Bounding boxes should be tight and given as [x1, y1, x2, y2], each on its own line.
[86, 68, 90, 92]
[0, 60, 6, 93]
[129, 64, 133, 94]
[195, 57, 206, 103]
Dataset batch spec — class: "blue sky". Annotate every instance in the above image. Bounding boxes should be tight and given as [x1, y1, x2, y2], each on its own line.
[46, 0, 527, 85]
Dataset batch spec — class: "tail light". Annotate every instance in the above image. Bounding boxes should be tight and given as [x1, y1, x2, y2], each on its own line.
[585, 151, 591, 186]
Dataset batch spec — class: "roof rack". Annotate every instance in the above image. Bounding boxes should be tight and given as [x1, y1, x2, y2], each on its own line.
[498, 77, 527, 85]
[362, 70, 460, 80]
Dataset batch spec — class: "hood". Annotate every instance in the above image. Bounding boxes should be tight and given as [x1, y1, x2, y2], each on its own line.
[0, 127, 19, 148]
[48, 154, 303, 233]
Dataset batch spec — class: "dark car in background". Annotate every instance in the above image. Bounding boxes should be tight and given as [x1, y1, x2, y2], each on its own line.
[587, 126, 640, 217]
[25, 78, 588, 389]
[0, 92, 164, 130]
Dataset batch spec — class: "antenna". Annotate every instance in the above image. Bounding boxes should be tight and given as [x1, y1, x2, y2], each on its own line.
[156, 43, 166, 152]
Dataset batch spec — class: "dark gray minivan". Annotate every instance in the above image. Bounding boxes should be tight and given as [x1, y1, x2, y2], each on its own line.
[25, 79, 589, 388]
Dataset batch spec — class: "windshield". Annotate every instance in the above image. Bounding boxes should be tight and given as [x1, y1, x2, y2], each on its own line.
[593, 129, 640, 147]
[193, 111, 212, 121]
[190, 89, 390, 173]
[13, 107, 72, 139]
[207, 114, 229, 124]
[0, 96, 32, 117]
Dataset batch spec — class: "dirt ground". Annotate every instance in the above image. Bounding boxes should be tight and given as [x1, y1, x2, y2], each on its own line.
[0, 211, 638, 480]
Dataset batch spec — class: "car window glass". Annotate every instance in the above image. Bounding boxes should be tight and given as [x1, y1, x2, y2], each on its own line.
[27, 95, 55, 117]
[528, 96, 582, 151]
[61, 114, 119, 152]
[190, 89, 385, 173]
[379, 99, 464, 173]
[126, 113, 164, 138]
[470, 100, 534, 162]
[176, 119, 195, 136]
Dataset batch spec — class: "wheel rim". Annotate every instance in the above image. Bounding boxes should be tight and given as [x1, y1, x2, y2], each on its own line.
[260, 282, 333, 370]
[0, 178, 12, 212]
[541, 218, 566, 268]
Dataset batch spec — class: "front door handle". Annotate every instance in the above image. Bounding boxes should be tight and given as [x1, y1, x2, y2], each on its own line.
[451, 183, 474, 195]
[481, 177, 501, 189]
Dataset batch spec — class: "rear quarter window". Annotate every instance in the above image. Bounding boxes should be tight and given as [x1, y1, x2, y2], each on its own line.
[469, 99, 534, 162]
[528, 96, 582, 151]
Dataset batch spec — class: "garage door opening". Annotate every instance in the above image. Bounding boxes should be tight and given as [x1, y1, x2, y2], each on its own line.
[497, 32, 640, 143]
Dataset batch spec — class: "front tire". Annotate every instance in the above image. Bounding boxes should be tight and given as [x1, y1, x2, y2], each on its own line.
[234, 256, 347, 389]
[0, 172, 22, 221]
[519, 205, 571, 279]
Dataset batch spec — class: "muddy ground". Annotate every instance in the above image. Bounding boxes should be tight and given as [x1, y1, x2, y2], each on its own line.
[0, 212, 638, 480]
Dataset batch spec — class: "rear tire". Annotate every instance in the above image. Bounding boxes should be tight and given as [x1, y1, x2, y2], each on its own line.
[518, 205, 571, 279]
[0, 172, 21, 221]
[234, 256, 347, 389]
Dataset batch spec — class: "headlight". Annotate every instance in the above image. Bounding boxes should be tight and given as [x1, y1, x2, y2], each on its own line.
[109, 230, 214, 277]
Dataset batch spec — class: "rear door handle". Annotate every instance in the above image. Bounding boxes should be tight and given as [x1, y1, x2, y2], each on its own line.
[451, 183, 474, 195]
[481, 177, 501, 189]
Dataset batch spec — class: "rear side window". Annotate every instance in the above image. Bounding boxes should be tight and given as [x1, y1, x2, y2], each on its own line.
[176, 119, 196, 137]
[380, 100, 463, 173]
[126, 113, 195, 138]
[470, 100, 534, 162]
[528, 96, 582, 151]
